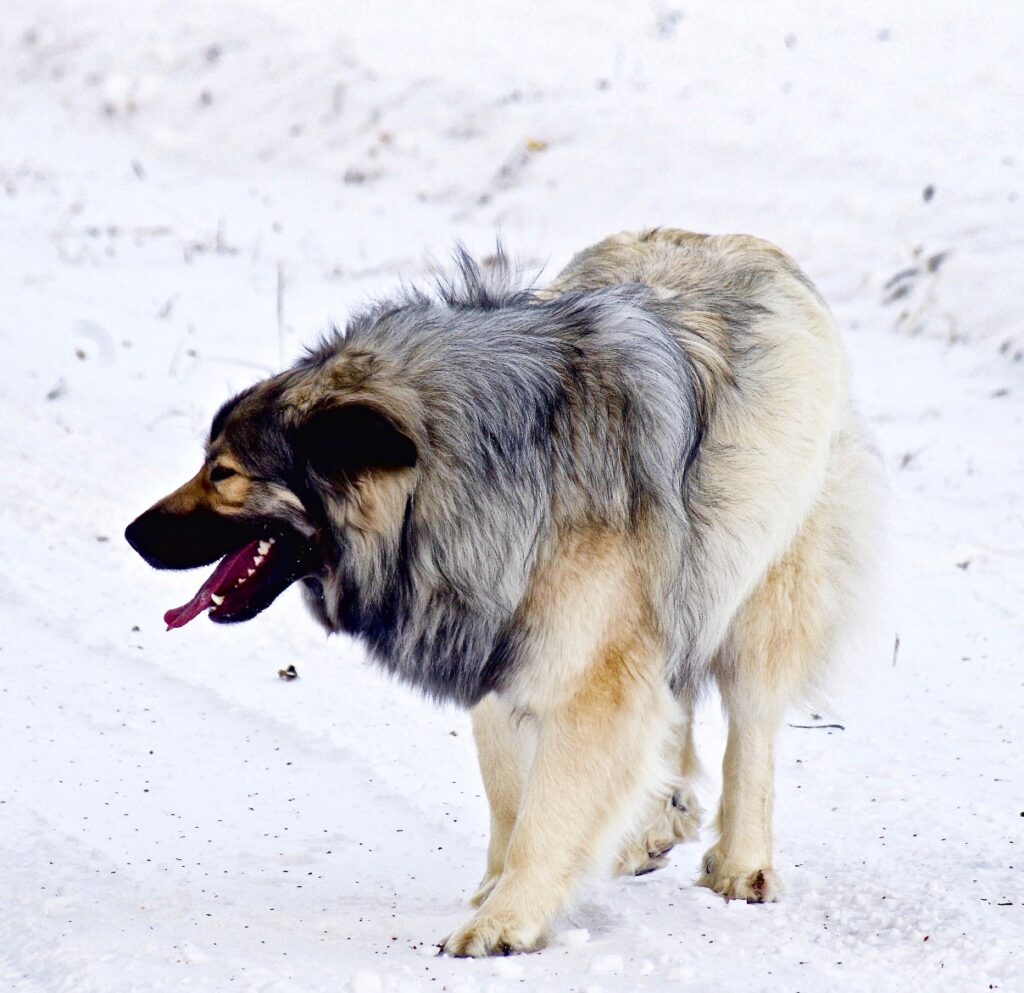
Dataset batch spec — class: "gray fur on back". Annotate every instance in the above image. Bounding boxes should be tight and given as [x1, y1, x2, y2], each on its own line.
[298, 249, 708, 705]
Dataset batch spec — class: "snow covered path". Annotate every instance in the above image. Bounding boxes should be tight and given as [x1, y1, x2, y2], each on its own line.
[2, 3, 1021, 991]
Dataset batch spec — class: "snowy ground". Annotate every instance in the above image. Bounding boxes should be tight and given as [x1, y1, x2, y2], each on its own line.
[1, 2, 1022, 991]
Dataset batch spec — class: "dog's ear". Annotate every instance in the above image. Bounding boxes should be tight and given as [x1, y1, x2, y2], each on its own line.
[293, 403, 417, 482]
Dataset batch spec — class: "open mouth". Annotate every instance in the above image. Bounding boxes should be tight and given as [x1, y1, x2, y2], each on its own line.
[164, 532, 317, 630]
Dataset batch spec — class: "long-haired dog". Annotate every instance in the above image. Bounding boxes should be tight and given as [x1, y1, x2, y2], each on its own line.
[126, 229, 880, 956]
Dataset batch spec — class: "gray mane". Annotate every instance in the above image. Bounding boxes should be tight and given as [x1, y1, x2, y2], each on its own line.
[302, 251, 704, 705]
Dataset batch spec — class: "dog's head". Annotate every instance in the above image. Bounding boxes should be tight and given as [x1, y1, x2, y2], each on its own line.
[125, 361, 419, 630]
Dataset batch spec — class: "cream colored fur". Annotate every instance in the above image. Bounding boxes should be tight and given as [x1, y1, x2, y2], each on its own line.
[445, 533, 680, 955]
[442, 230, 881, 955]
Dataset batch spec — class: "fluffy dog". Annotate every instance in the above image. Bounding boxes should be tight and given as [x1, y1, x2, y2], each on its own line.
[125, 228, 880, 956]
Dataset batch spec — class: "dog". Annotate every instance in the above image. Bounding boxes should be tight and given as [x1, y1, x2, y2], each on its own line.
[125, 228, 881, 956]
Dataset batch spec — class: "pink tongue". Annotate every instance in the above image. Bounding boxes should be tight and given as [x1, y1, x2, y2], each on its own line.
[164, 539, 262, 631]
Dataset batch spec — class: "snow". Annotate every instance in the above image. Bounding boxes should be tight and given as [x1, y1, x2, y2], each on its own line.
[1, 1, 1021, 991]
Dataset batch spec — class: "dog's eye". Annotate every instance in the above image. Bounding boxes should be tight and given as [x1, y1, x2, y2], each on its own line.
[210, 465, 238, 483]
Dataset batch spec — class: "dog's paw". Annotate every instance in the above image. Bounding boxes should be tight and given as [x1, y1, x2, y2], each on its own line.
[698, 849, 781, 903]
[616, 784, 703, 877]
[441, 911, 546, 958]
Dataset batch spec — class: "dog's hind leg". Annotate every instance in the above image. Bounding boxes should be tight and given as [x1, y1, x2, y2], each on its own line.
[615, 697, 702, 877]
[468, 694, 534, 907]
[699, 501, 842, 903]
[443, 638, 676, 956]
[699, 663, 786, 903]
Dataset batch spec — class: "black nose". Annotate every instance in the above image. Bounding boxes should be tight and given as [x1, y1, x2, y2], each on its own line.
[124, 506, 255, 571]
[124, 509, 174, 569]
[124, 516, 146, 557]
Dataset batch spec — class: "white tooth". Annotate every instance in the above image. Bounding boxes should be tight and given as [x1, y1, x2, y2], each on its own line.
[258, 541, 271, 555]
[238, 577, 247, 585]
[210, 594, 225, 606]
[253, 554, 264, 566]
[247, 568, 256, 576]
[269, 537, 276, 545]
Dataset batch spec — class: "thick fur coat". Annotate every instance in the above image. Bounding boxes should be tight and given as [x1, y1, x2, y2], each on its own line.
[126, 229, 881, 956]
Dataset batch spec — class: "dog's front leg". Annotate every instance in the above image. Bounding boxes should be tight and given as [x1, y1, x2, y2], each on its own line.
[468, 694, 534, 907]
[443, 640, 674, 957]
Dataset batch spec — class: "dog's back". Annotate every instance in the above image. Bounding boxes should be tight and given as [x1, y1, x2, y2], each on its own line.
[547, 228, 876, 688]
